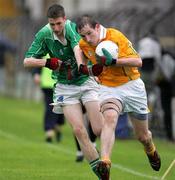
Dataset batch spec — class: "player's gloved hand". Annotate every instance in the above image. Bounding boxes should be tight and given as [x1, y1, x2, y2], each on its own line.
[45, 58, 63, 70]
[96, 48, 117, 66]
[79, 64, 103, 76]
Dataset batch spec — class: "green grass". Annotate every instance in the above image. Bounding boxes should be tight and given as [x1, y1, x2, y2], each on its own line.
[0, 95, 175, 180]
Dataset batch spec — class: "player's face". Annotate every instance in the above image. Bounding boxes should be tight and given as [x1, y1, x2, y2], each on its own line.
[48, 17, 66, 36]
[78, 24, 100, 46]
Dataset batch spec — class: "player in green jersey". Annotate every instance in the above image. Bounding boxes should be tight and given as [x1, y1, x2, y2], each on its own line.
[23, 4, 106, 179]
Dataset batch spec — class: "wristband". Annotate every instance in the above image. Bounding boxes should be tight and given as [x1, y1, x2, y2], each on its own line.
[45, 58, 59, 70]
[111, 58, 116, 65]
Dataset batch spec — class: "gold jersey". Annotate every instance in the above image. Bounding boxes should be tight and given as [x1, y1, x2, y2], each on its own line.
[79, 26, 141, 87]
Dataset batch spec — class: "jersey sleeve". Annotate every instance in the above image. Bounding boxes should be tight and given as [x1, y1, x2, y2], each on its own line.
[25, 30, 48, 58]
[110, 29, 140, 58]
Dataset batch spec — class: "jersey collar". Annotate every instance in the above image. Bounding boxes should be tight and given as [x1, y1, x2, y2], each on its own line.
[53, 31, 67, 46]
[49, 22, 67, 45]
[99, 25, 107, 41]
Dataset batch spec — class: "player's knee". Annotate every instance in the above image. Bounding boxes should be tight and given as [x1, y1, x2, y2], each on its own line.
[104, 111, 117, 126]
[73, 125, 85, 137]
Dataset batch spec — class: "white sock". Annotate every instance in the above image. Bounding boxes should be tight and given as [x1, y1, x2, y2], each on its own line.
[76, 151, 83, 156]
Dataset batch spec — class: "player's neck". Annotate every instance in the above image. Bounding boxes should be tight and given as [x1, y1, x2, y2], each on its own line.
[56, 33, 67, 44]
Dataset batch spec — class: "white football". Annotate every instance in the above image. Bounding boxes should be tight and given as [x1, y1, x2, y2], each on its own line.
[95, 40, 118, 59]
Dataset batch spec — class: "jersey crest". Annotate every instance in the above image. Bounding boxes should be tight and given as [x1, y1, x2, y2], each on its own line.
[88, 51, 93, 57]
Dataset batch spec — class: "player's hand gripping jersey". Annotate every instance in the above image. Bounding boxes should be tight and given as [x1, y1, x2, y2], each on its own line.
[79, 27, 141, 87]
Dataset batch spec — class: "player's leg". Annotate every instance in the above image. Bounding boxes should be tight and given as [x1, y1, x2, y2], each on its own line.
[53, 81, 102, 176]
[99, 99, 122, 160]
[83, 77, 122, 180]
[74, 135, 84, 162]
[84, 101, 103, 136]
[54, 113, 65, 142]
[63, 103, 102, 178]
[42, 88, 56, 142]
[85, 99, 122, 180]
[130, 115, 161, 171]
[74, 108, 97, 163]
[97, 99, 122, 180]
[82, 106, 97, 146]
[81, 77, 104, 136]
[127, 78, 161, 171]
[63, 103, 99, 161]
[87, 120, 97, 146]
[84, 101, 105, 174]
[43, 88, 65, 142]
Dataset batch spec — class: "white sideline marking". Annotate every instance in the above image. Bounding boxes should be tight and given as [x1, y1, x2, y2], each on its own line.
[161, 159, 175, 180]
[112, 164, 159, 179]
[0, 129, 160, 179]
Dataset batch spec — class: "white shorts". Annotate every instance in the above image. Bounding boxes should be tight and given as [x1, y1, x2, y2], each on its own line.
[99, 78, 149, 114]
[52, 77, 100, 114]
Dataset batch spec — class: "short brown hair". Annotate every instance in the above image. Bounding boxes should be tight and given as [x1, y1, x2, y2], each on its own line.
[76, 15, 98, 31]
[47, 4, 65, 18]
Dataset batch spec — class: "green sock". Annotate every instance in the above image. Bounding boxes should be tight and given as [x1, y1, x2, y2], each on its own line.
[90, 158, 101, 178]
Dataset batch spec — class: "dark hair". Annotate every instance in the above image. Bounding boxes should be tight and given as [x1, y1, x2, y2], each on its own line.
[76, 14, 98, 31]
[47, 4, 65, 18]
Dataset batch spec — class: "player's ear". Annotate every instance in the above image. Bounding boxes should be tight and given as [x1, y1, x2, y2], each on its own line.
[95, 23, 100, 31]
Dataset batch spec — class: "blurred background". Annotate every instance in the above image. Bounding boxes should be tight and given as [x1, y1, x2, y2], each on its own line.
[0, 0, 175, 140]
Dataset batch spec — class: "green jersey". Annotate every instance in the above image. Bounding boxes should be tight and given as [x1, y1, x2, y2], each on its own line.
[25, 20, 88, 85]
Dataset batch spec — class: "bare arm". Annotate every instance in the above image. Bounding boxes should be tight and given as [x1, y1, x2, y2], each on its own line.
[23, 57, 46, 68]
[116, 57, 142, 67]
[73, 45, 87, 67]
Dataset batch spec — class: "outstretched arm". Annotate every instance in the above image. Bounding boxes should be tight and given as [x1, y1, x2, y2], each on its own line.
[23, 57, 46, 68]
[24, 57, 63, 70]
[73, 45, 87, 67]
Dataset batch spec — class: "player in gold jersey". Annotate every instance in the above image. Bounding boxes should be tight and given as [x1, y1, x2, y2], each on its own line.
[77, 15, 161, 179]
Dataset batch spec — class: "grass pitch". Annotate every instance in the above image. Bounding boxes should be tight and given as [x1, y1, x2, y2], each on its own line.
[0, 95, 175, 180]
